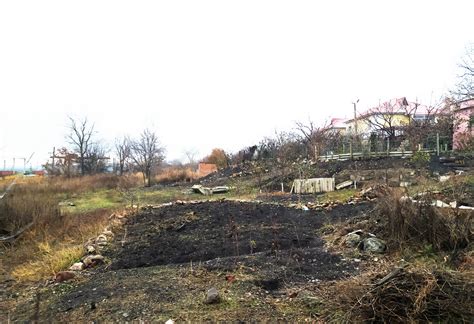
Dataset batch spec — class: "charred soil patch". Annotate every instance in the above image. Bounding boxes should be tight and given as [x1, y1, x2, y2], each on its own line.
[11, 200, 373, 322]
[107, 200, 370, 276]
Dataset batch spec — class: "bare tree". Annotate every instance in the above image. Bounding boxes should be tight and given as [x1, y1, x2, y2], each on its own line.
[184, 148, 199, 167]
[67, 116, 95, 176]
[46, 147, 77, 177]
[295, 119, 335, 158]
[84, 142, 109, 174]
[202, 148, 229, 169]
[130, 129, 165, 187]
[360, 100, 406, 141]
[453, 44, 474, 99]
[115, 136, 131, 175]
[402, 101, 441, 151]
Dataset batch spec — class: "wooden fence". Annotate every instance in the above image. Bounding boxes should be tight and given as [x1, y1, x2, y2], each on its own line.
[291, 178, 335, 194]
[318, 150, 436, 162]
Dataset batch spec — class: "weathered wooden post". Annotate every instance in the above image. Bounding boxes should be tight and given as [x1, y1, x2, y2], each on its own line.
[436, 132, 440, 156]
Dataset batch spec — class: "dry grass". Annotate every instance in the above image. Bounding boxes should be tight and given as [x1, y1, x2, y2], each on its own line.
[376, 190, 472, 251]
[11, 245, 84, 281]
[0, 175, 126, 282]
[155, 166, 198, 184]
[317, 264, 473, 323]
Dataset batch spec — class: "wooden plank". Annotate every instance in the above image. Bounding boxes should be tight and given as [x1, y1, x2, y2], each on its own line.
[292, 178, 335, 194]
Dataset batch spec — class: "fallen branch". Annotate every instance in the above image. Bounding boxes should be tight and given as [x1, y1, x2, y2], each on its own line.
[0, 221, 35, 242]
[0, 180, 16, 201]
[374, 264, 407, 287]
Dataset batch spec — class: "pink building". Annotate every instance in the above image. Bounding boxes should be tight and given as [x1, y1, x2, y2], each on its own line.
[453, 98, 474, 150]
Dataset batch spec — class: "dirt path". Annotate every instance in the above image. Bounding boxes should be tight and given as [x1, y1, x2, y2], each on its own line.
[11, 200, 373, 322]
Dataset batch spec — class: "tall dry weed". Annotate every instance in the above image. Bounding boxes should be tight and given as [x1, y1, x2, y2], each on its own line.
[376, 190, 472, 251]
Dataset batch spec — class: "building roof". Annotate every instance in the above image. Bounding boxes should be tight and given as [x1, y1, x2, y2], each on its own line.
[346, 97, 436, 122]
[329, 118, 348, 129]
[457, 98, 474, 111]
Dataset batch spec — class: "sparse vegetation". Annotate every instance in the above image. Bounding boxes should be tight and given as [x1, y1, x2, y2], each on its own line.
[376, 189, 471, 251]
[318, 264, 473, 323]
[154, 166, 198, 184]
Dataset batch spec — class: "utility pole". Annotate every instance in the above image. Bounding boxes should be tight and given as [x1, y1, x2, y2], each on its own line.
[352, 99, 360, 137]
[52, 147, 55, 168]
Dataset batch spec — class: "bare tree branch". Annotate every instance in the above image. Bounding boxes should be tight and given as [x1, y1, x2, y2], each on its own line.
[452, 44, 474, 99]
[67, 116, 95, 176]
[115, 136, 131, 175]
[130, 129, 165, 187]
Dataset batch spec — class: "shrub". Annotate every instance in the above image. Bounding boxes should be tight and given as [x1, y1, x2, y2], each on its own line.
[411, 151, 430, 169]
[155, 167, 197, 184]
[319, 265, 474, 323]
[376, 191, 472, 251]
[202, 148, 229, 169]
[0, 176, 123, 282]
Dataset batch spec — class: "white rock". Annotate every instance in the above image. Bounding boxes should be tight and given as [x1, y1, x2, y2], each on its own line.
[69, 262, 85, 271]
[439, 175, 451, 182]
[165, 320, 175, 324]
[83, 254, 105, 268]
[96, 234, 108, 246]
[102, 230, 114, 237]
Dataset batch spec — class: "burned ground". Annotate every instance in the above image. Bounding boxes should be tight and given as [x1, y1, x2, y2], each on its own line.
[107, 200, 370, 277]
[10, 200, 373, 322]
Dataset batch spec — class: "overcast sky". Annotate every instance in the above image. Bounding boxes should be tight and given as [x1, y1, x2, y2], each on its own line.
[0, 0, 473, 168]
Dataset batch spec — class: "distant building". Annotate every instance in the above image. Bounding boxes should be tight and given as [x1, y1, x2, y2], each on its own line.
[327, 118, 348, 134]
[197, 163, 217, 177]
[0, 171, 15, 177]
[344, 97, 436, 137]
[453, 98, 474, 150]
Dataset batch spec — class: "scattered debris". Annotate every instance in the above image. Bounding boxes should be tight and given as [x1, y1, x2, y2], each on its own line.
[439, 175, 451, 182]
[359, 185, 390, 199]
[102, 229, 114, 237]
[95, 234, 108, 246]
[432, 200, 450, 208]
[399, 181, 411, 187]
[404, 196, 474, 210]
[344, 230, 363, 248]
[82, 255, 105, 268]
[211, 186, 230, 194]
[85, 245, 96, 254]
[225, 274, 236, 283]
[69, 262, 85, 271]
[55, 271, 76, 283]
[191, 185, 229, 195]
[360, 237, 387, 253]
[336, 180, 353, 190]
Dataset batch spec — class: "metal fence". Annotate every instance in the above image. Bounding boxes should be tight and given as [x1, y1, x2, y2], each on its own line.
[319, 133, 452, 161]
